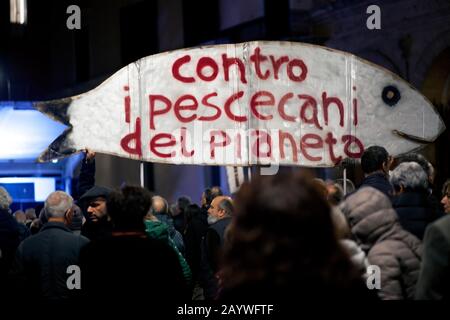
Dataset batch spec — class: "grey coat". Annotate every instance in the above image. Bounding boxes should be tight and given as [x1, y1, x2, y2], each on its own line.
[341, 187, 422, 300]
[415, 215, 450, 300]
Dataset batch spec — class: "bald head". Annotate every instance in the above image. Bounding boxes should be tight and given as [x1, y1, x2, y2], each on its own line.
[151, 196, 169, 215]
[45, 191, 73, 218]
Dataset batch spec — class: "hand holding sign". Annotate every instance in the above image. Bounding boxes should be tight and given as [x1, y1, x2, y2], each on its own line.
[34, 41, 445, 167]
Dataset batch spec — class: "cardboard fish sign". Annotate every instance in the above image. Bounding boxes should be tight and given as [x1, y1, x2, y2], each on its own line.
[35, 41, 445, 167]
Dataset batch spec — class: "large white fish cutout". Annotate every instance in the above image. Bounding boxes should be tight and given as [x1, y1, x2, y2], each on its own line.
[35, 41, 445, 167]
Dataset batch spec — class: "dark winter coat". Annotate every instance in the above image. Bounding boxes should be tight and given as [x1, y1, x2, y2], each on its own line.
[9, 222, 89, 300]
[393, 190, 444, 240]
[0, 208, 20, 282]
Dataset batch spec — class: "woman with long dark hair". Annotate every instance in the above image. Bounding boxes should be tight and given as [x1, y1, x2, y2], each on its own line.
[219, 173, 374, 302]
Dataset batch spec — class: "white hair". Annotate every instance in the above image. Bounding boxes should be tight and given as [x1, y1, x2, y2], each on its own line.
[0, 186, 13, 211]
[45, 191, 73, 218]
[390, 162, 428, 191]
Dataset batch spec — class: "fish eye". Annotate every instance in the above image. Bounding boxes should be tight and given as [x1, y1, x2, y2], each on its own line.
[382, 85, 401, 106]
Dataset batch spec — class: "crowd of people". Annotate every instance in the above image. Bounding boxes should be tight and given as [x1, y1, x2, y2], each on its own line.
[0, 146, 449, 306]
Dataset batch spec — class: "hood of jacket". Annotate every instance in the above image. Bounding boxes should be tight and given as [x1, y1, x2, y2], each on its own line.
[340, 187, 399, 249]
[154, 213, 176, 237]
[144, 220, 170, 241]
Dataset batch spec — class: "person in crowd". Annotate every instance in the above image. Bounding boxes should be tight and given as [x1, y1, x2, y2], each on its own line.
[38, 206, 48, 225]
[199, 188, 215, 225]
[79, 185, 188, 305]
[0, 187, 20, 287]
[13, 210, 30, 242]
[326, 181, 345, 206]
[396, 153, 444, 217]
[79, 186, 113, 241]
[200, 195, 233, 300]
[150, 195, 185, 254]
[24, 208, 37, 229]
[68, 204, 85, 235]
[76, 149, 97, 200]
[340, 187, 422, 299]
[9, 191, 89, 300]
[390, 162, 443, 240]
[144, 210, 192, 288]
[416, 182, 450, 299]
[397, 153, 435, 186]
[29, 218, 42, 235]
[218, 173, 373, 302]
[201, 188, 213, 211]
[200, 186, 223, 219]
[211, 186, 223, 199]
[75, 149, 112, 241]
[315, 179, 368, 275]
[184, 203, 209, 299]
[357, 145, 394, 199]
[172, 195, 191, 234]
[440, 179, 450, 214]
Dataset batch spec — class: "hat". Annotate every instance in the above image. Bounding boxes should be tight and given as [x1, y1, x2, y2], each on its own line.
[79, 186, 112, 203]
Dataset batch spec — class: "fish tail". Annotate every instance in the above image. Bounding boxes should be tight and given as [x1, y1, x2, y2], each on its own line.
[34, 97, 78, 162]
[37, 128, 77, 162]
[33, 97, 72, 126]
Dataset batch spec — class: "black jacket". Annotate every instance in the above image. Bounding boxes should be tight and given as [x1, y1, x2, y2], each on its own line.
[200, 217, 232, 300]
[81, 217, 113, 241]
[9, 222, 89, 300]
[79, 234, 189, 304]
[393, 191, 444, 240]
[76, 156, 96, 202]
[184, 209, 208, 281]
[0, 209, 20, 283]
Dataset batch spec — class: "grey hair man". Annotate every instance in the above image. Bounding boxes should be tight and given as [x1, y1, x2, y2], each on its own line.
[390, 162, 428, 194]
[10, 191, 89, 300]
[397, 153, 435, 185]
[390, 162, 443, 240]
[45, 191, 74, 222]
[207, 196, 233, 225]
[202, 196, 234, 300]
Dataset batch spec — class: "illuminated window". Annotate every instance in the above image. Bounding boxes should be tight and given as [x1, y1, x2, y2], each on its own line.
[10, 0, 27, 25]
[0, 102, 67, 160]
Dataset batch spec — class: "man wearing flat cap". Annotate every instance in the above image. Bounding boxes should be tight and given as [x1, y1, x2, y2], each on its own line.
[77, 150, 113, 241]
[80, 185, 113, 241]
